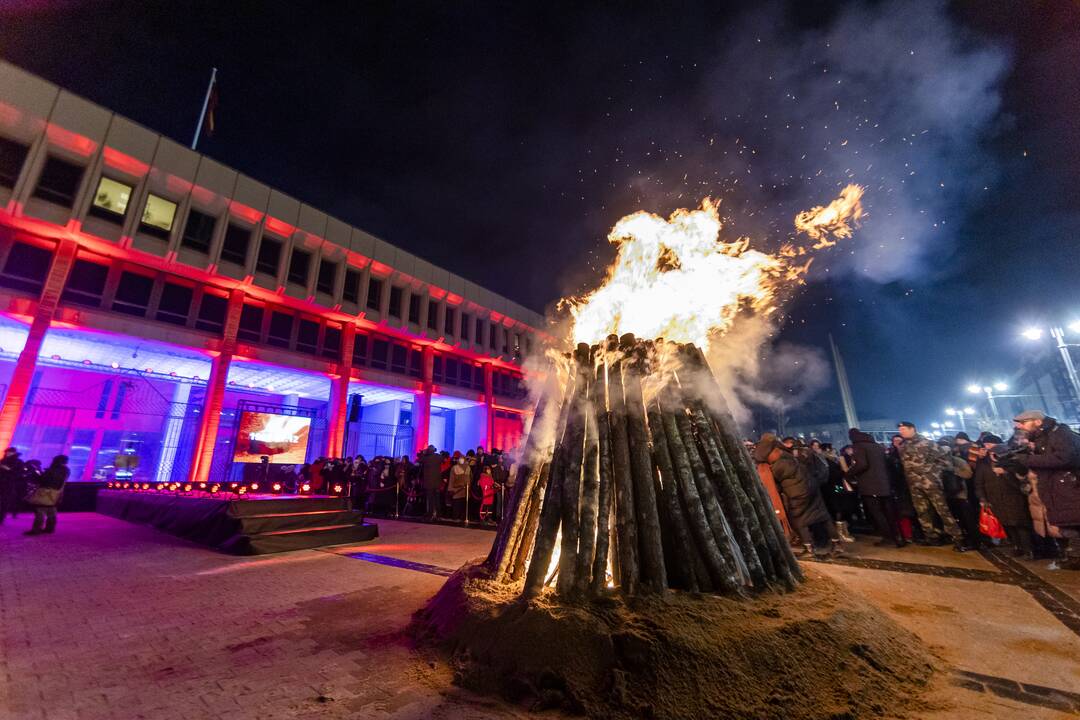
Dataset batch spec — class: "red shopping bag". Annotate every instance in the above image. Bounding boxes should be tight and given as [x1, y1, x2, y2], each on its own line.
[978, 506, 1007, 539]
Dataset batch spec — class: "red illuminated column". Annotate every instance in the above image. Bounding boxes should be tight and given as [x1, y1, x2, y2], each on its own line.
[187, 289, 245, 484]
[482, 362, 495, 452]
[0, 239, 78, 452]
[326, 324, 355, 458]
[413, 346, 434, 454]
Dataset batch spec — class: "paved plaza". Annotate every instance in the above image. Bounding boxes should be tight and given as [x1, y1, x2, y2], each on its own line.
[3, 513, 1080, 719]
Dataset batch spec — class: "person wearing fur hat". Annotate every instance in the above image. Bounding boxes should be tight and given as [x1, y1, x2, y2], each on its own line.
[754, 433, 843, 558]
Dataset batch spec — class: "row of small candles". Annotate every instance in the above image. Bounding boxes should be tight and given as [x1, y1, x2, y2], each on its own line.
[104, 480, 347, 495]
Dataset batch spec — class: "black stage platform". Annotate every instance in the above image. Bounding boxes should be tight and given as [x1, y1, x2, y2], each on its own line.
[95, 490, 378, 555]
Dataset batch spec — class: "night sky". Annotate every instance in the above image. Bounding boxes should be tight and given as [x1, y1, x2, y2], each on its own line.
[1, 0, 1078, 429]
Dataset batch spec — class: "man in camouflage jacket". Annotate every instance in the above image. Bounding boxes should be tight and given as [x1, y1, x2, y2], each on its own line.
[897, 422, 964, 549]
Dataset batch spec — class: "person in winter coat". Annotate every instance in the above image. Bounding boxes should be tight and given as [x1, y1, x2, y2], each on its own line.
[973, 434, 1034, 557]
[897, 422, 965, 550]
[848, 429, 905, 547]
[754, 433, 843, 558]
[1012, 410, 1080, 568]
[0, 447, 23, 523]
[419, 446, 444, 520]
[941, 438, 982, 551]
[478, 465, 497, 523]
[887, 435, 918, 540]
[449, 456, 470, 522]
[24, 455, 69, 535]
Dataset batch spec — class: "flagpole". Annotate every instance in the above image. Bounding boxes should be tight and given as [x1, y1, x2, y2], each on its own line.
[191, 67, 217, 150]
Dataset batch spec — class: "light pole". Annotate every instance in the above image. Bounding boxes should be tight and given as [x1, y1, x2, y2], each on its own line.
[1022, 325, 1080, 422]
[944, 407, 976, 433]
[967, 382, 1008, 421]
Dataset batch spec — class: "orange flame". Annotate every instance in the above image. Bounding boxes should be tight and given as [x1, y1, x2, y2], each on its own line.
[566, 185, 864, 348]
[794, 184, 865, 249]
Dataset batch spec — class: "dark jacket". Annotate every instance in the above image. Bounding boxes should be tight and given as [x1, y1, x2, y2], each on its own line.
[973, 456, 1030, 526]
[38, 462, 69, 491]
[769, 450, 830, 528]
[420, 451, 443, 490]
[847, 430, 891, 497]
[0, 453, 22, 484]
[1021, 418, 1080, 527]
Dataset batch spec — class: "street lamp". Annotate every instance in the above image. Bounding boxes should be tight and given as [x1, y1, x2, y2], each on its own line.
[945, 407, 975, 433]
[1021, 325, 1080, 408]
[967, 381, 1008, 420]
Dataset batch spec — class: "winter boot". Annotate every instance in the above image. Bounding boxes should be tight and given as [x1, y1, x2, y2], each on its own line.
[836, 521, 856, 543]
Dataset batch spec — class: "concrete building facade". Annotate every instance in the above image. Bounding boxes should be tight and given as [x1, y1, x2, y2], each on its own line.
[0, 60, 546, 484]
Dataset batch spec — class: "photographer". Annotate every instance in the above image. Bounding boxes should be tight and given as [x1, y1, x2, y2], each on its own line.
[1011, 410, 1080, 568]
[974, 434, 1034, 558]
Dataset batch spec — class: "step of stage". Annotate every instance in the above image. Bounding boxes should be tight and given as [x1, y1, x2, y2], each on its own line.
[96, 490, 378, 555]
[226, 495, 349, 517]
[237, 509, 361, 535]
[224, 520, 379, 555]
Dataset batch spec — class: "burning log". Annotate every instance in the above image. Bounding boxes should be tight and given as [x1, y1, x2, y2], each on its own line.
[498, 338, 802, 601]
[620, 334, 668, 592]
[589, 357, 615, 594]
[606, 335, 640, 596]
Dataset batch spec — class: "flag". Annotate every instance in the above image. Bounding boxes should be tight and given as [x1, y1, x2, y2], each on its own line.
[204, 76, 218, 136]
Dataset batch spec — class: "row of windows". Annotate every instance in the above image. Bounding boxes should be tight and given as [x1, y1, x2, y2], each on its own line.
[0, 240, 531, 398]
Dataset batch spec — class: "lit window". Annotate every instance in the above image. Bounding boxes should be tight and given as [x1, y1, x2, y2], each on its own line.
[140, 194, 178, 238]
[89, 177, 132, 220]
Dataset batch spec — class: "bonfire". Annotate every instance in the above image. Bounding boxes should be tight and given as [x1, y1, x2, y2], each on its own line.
[412, 185, 939, 719]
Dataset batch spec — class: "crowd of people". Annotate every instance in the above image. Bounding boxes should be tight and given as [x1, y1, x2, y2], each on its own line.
[6, 408, 1079, 574]
[272, 445, 517, 525]
[752, 410, 1080, 570]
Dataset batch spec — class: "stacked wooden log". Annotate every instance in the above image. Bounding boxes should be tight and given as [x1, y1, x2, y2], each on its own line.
[485, 334, 803, 600]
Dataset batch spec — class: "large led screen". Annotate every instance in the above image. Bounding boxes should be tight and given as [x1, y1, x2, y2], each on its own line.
[233, 412, 312, 464]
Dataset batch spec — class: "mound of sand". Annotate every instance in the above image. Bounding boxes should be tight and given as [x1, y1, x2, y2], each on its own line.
[411, 562, 939, 719]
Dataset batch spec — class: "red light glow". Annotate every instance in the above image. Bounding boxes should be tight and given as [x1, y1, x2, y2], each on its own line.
[103, 147, 149, 177]
[46, 123, 96, 156]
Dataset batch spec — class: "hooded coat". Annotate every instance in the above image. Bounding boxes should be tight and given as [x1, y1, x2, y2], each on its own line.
[847, 429, 891, 497]
[769, 449, 830, 529]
